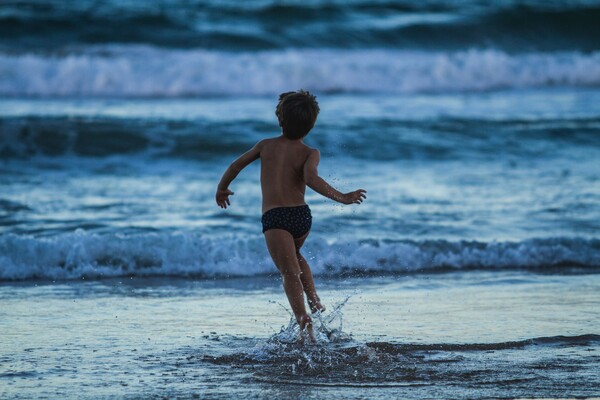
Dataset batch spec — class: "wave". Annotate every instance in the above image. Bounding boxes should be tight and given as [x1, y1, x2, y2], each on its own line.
[3, 115, 599, 160]
[2, 1, 600, 51]
[0, 117, 264, 159]
[1, 48, 600, 98]
[0, 232, 598, 281]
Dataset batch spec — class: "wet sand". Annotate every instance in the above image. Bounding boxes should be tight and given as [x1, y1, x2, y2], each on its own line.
[1, 271, 599, 399]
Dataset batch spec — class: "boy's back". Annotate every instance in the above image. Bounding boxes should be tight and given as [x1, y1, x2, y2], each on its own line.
[259, 137, 313, 213]
[216, 90, 365, 342]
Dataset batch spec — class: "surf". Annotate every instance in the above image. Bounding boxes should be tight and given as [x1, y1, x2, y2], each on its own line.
[1, 232, 598, 281]
[1, 47, 600, 98]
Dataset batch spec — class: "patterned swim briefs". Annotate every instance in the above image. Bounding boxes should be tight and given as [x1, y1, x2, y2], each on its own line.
[261, 205, 312, 239]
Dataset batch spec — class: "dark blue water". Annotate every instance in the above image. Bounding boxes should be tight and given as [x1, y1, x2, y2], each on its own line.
[1, 0, 600, 279]
[1, 0, 599, 280]
[1, 92, 599, 280]
[2, 0, 600, 51]
[1, 1, 600, 97]
[0, 1, 599, 398]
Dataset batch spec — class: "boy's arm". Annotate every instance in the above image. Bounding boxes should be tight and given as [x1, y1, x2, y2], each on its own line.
[303, 149, 367, 205]
[216, 141, 263, 209]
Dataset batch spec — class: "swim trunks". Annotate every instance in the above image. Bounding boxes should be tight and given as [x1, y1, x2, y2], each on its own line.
[261, 205, 312, 238]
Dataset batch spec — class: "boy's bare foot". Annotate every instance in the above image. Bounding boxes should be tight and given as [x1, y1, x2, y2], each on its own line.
[308, 296, 326, 314]
[298, 314, 316, 343]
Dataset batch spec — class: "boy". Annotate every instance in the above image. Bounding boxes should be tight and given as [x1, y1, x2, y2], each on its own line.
[215, 90, 366, 340]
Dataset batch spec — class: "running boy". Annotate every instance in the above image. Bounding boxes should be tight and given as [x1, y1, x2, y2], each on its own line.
[215, 90, 366, 339]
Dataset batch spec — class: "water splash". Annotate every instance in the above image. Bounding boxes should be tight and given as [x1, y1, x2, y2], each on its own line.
[231, 297, 357, 377]
[267, 296, 353, 345]
[200, 298, 600, 388]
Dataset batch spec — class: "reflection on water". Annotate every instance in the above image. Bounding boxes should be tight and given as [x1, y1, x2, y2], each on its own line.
[2, 273, 598, 398]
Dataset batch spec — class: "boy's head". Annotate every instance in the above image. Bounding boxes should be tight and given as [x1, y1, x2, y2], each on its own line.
[276, 90, 320, 140]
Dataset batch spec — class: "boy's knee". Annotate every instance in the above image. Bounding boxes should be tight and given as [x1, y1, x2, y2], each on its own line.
[281, 267, 301, 280]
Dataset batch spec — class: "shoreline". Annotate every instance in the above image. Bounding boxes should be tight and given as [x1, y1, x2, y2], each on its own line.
[1, 264, 599, 286]
[1, 270, 598, 399]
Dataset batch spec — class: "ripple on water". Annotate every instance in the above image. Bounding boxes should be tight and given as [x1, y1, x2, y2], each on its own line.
[195, 300, 600, 394]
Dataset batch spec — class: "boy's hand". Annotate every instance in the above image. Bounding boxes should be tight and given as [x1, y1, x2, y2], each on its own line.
[216, 188, 234, 209]
[342, 189, 367, 205]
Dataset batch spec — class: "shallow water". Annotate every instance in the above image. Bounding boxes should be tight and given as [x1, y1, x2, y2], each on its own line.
[1, 272, 599, 399]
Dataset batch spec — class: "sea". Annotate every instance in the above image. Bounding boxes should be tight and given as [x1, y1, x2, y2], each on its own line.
[1, 0, 599, 398]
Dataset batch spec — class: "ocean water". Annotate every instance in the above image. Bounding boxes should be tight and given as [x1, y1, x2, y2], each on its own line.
[1, 0, 600, 398]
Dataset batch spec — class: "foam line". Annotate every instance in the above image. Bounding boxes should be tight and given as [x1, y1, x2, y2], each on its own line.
[1, 47, 599, 97]
[1, 231, 598, 280]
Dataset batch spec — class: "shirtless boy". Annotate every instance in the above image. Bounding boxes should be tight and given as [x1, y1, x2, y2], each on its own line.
[216, 90, 366, 340]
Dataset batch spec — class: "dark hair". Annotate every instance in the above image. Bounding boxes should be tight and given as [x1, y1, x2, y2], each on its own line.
[275, 90, 320, 140]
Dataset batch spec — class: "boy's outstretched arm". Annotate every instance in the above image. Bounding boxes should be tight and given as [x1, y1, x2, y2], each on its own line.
[216, 141, 263, 209]
[303, 149, 367, 204]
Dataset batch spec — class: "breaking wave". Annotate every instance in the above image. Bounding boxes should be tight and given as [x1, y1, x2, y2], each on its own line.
[0, 231, 598, 281]
[1, 48, 599, 98]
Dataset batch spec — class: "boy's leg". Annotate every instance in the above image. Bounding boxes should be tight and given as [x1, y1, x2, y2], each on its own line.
[264, 229, 314, 339]
[294, 233, 325, 313]
[297, 253, 325, 313]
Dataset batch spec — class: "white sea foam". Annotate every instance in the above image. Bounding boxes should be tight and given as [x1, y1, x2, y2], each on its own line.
[1, 47, 599, 97]
[0, 231, 597, 280]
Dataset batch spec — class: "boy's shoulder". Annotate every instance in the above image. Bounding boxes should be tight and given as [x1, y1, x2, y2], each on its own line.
[254, 137, 275, 152]
[258, 137, 277, 145]
[257, 137, 315, 151]
[255, 137, 280, 145]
